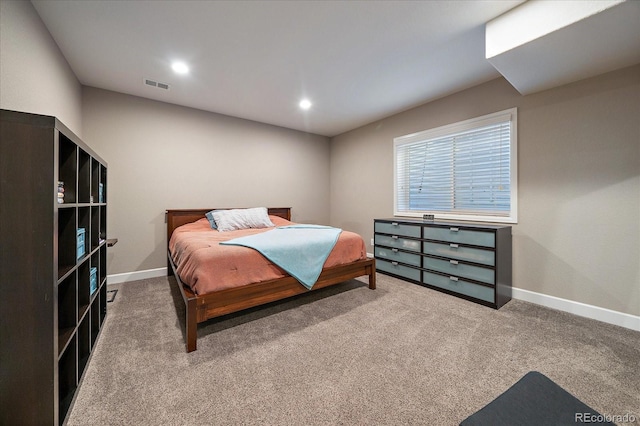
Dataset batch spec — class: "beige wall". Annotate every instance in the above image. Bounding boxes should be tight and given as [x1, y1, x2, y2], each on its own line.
[3, 0, 637, 317]
[330, 64, 640, 317]
[0, 0, 82, 135]
[82, 87, 330, 275]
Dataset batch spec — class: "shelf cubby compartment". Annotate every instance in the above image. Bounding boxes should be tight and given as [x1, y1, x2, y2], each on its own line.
[57, 272, 77, 356]
[90, 206, 100, 251]
[58, 207, 77, 279]
[100, 164, 107, 203]
[91, 296, 101, 348]
[78, 314, 90, 379]
[58, 134, 77, 204]
[78, 149, 91, 204]
[58, 337, 77, 425]
[78, 206, 90, 261]
[90, 251, 100, 299]
[99, 205, 107, 244]
[100, 245, 107, 285]
[91, 158, 100, 203]
[78, 261, 90, 322]
[100, 280, 107, 325]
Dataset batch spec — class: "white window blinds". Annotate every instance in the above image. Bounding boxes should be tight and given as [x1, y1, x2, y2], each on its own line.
[394, 108, 517, 223]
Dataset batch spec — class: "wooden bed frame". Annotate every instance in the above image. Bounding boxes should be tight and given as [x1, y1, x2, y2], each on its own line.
[166, 207, 376, 352]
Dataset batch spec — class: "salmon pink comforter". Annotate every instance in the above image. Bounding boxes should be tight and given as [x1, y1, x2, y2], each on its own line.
[169, 216, 367, 296]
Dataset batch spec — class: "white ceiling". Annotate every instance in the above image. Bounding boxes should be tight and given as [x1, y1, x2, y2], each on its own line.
[31, 0, 638, 137]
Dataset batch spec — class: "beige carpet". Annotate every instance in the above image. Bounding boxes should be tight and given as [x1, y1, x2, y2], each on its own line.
[66, 274, 640, 425]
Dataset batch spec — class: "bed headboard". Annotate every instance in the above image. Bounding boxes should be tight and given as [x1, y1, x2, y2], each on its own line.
[165, 207, 291, 244]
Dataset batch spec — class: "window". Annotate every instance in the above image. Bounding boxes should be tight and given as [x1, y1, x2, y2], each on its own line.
[394, 108, 517, 223]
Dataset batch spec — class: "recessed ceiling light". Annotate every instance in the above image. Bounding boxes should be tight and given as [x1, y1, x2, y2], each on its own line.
[299, 99, 312, 110]
[171, 61, 189, 74]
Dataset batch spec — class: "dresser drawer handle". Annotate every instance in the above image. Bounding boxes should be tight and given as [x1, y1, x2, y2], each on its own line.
[392, 261, 399, 266]
[450, 227, 459, 232]
[450, 243, 459, 248]
[449, 276, 459, 282]
[391, 222, 399, 226]
[450, 260, 459, 265]
[392, 248, 399, 252]
[392, 235, 399, 239]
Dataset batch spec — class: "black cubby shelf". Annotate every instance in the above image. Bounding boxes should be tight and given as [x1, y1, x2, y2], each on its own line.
[0, 109, 109, 425]
[78, 315, 91, 380]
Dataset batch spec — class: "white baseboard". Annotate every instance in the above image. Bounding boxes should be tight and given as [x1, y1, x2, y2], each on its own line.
[107, 267, 167, 284]
[106, 266, 639, 332]
[512, 287, 640, 332]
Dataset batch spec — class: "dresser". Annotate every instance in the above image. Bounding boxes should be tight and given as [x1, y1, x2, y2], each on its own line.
[374, 218, 512, 309]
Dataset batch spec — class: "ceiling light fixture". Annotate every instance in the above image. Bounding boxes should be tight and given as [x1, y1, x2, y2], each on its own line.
[299, 99, 312, 110]
[171, 61, 189, 74]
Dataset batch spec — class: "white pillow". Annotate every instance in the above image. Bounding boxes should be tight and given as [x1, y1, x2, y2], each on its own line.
[212, 207, 275, 232]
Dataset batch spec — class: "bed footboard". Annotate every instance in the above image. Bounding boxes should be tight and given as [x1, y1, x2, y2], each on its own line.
[168, 249, 375, 352]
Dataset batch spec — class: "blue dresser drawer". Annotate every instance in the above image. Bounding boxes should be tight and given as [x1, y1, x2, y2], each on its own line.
[424, 257, 495, 285]
[423, 241, 495, 266]
[375, 246, 421, 267]
[376, 259, 421, 282]
[423, 226, 495, 248]
[423, 271, 495, 304]
[374, 221, 421, 238]
[375, 234, 421, 252]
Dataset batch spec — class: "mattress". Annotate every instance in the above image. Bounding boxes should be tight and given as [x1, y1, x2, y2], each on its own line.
[169, 216, 367, 295]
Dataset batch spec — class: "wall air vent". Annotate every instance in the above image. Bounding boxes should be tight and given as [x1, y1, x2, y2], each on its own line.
[143, 78, 170, 90]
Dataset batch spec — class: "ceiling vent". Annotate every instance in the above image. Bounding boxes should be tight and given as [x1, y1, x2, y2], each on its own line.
[143, 78, 170, 90]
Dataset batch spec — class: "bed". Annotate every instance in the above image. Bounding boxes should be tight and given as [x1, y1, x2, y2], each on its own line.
[166, 207, 376, 352]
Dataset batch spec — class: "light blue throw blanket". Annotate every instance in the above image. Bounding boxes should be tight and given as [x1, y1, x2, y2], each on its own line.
[220, 225, 342, 289]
